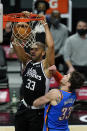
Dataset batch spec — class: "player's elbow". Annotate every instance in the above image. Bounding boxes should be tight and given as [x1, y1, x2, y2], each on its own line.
[49, 41, 54, 49]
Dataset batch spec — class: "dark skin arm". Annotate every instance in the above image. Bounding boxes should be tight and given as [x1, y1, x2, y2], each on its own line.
[40, 15, 55, 71]
[12, 39, 31, 66]
[44, 23, 55, 67]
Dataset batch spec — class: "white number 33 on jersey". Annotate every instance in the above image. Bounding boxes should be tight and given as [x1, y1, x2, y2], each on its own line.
[26, 79, 36, 91]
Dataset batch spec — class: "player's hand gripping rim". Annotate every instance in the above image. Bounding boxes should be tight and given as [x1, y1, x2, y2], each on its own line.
[38, 14, 47, 26]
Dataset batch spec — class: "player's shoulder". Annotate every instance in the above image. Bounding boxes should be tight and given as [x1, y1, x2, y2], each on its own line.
[49, 89, 62, 105]
[49, 89, 61, 97]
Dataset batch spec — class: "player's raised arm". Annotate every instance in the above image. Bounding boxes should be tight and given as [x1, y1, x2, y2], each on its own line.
[41, 15, 55, 68]
[12, 38, 31, 66]
[48, 65, 63, 84]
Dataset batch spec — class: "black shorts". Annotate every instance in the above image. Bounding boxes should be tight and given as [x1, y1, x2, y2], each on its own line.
[15, 102, 44, 131]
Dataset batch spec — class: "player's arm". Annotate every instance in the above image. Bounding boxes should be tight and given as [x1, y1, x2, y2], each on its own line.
[33, 89, 61, 107]
[48, 65, 63, 84]
[41, 16, 55, 68]
[12, 39, 31, 66]
[53, 71, 63, 84]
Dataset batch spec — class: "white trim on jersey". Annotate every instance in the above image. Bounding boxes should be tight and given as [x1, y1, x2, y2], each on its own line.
[22, 60, 32, 73]
[41, 61, 50, 94]
[45, 79, 50, 94]
[33, 61, 41, 65]
[26, 60, 32, 66]
[41, 61, 46, 78]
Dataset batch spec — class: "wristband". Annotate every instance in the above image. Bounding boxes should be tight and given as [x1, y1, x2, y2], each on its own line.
[43, 23, 47, 26]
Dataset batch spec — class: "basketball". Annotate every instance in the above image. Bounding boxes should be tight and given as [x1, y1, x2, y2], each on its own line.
[13, 22, 31, 41]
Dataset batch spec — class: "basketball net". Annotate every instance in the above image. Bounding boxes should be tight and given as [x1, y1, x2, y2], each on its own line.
[3, 13, 45, 48]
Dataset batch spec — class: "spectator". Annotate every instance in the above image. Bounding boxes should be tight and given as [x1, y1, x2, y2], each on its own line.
[32, 0, 50, 33]
[47, 10, 69, 73]
[64, 19, 87, 80]
[2, 22, 12, 45]
[34, 0, 49, 15]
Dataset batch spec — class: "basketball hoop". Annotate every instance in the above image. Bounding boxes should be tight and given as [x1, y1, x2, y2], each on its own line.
[3, 12, 45, 48]
[3, 12, 44, 22]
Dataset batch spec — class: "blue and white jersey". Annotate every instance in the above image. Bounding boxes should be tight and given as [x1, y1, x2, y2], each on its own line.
[44, 90, 76, 131]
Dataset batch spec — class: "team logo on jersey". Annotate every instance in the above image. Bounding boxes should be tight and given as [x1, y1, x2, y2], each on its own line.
[25, 68, 41, 80]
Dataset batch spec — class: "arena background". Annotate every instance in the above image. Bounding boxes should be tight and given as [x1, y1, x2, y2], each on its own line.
[2, 0, 87, 33]
[0, 0, 87, 131]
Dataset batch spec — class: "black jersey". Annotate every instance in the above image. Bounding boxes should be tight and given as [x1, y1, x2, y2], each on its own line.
[22, 60, 50, 105]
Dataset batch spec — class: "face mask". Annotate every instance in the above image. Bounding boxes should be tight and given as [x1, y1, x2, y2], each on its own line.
[77, 29, 87, 36]
[37, 10, 45, 15]
[50, 18, 60, 28]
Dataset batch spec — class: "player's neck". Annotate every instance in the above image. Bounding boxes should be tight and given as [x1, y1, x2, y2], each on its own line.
[61, 86, 69, 92]
[32, 59, 42, 63]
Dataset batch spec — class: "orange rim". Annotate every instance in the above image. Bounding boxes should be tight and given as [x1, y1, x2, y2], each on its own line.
[3, 13, 44, 22]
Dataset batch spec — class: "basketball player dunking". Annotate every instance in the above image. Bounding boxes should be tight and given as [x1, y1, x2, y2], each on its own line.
[12, 15, 55, 131]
